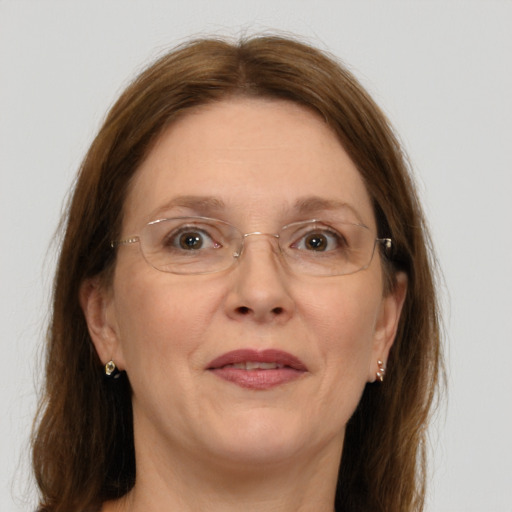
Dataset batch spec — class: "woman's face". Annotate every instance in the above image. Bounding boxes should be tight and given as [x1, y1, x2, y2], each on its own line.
[84, 98, 405, 471]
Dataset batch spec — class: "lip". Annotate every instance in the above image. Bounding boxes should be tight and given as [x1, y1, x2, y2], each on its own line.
[207, 349, 307, 390]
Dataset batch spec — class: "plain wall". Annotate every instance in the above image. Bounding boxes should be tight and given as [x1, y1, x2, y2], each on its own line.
[1, 1, 511, 510]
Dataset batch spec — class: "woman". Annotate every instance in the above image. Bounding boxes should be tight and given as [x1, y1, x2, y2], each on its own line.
[32, 35, 442, 512]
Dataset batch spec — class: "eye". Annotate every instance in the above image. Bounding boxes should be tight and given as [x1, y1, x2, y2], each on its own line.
[178, 231, 205, 250]
[303, 233, 329, 251]
[291, 227, 347, 252]
[163, 226, 221, 251]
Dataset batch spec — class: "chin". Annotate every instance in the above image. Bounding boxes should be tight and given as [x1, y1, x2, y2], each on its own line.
[200, 410, 321, 466]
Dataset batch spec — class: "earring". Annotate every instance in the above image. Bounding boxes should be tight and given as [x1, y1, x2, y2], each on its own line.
[104, 360, 120, 378]
[376, 360, 386, 382]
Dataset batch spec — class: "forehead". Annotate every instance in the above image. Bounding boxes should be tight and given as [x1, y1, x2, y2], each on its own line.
[124, 98, 375, 230]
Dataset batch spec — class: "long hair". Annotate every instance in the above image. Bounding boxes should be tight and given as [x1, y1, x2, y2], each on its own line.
[32, 35, 442, 512]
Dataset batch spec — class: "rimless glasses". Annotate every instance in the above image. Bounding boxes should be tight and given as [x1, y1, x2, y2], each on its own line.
[111, 216, 392, 277]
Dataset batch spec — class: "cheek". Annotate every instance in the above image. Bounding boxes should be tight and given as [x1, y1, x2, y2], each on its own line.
[287, 280, 382, 439]
[299, 275, 381, 343]
[296, 276, 382, 380]
[112, 269, 221, 374]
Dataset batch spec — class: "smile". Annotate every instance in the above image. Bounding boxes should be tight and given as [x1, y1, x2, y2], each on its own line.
[207, 349, 307, 390]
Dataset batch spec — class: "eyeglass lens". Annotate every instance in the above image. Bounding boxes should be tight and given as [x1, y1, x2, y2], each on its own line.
[137, 217, 379, 276]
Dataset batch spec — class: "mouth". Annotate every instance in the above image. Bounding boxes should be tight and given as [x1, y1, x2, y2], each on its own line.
[207, 349, 307, 390]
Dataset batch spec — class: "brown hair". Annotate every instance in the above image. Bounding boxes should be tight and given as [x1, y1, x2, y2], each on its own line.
[32, 35, 442, 512]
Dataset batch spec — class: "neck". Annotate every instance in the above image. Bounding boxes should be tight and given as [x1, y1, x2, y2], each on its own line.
[105, 435, 342, 512]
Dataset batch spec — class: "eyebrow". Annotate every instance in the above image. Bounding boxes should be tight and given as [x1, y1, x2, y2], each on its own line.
[150, 195, 226, 219]
[150, 194, 365, 224]
[293, 196, 366, 225]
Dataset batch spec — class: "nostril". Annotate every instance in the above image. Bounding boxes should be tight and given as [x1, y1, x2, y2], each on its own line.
[233, 306, 286, 317]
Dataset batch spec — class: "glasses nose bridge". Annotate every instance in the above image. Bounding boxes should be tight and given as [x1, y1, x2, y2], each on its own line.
[234, 231, 281, 259]
[243, 231, 280, 240]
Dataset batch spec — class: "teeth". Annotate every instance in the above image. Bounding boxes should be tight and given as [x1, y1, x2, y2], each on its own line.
[247, 362, 282, 370]
[225, 362, 284, 370]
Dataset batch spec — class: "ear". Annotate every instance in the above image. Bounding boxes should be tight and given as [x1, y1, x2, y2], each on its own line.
[79, 277, 125, 370]
[368, 271, 408, 382]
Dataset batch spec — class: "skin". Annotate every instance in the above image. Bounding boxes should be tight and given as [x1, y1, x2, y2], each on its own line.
[81, 98, 407, 512]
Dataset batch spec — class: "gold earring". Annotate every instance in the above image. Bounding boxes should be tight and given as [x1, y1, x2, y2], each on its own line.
[376, 360, 386, 382]
[105, 360, 120, 378]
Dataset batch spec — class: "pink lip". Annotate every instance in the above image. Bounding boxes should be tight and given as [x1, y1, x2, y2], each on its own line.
[207, 349, 307, 390]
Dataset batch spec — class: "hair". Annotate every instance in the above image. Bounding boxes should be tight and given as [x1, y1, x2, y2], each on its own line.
[32, 35, 442, 512]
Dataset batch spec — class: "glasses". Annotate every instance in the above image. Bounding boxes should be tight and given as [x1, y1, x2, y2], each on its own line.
[111, 216, 392, 277]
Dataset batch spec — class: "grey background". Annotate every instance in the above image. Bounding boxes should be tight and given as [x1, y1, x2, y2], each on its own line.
[1, 1, 511, 510]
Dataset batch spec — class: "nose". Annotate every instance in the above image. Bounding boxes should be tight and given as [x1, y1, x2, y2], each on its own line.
[224, 234, 295, 324]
